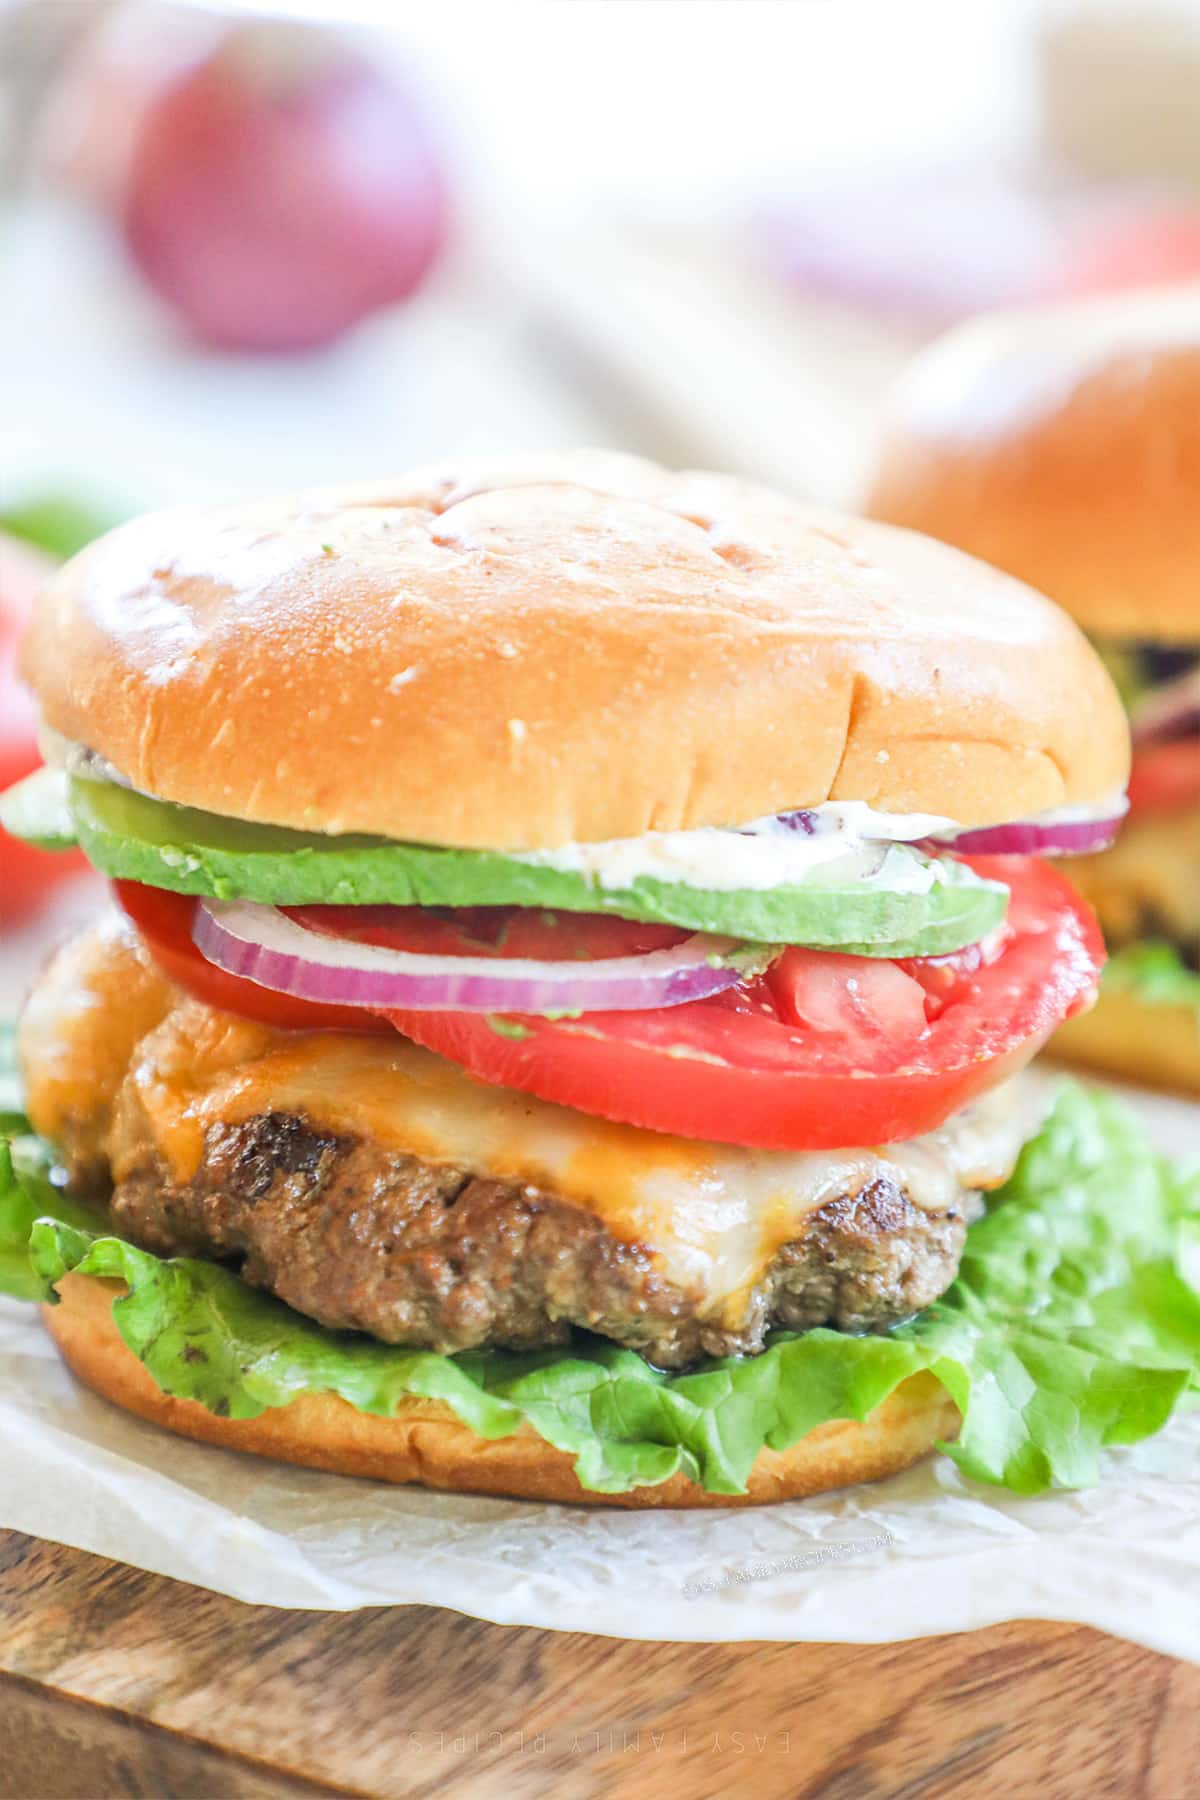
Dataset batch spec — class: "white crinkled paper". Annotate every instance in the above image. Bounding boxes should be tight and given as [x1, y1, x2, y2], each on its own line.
[1, 1296, 1198, 1650]
[1, 1077, 1197, 1652]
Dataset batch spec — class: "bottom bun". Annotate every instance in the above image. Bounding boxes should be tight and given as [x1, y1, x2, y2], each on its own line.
[1051, 985, 1200, 1096]
[44, 1273, 959, 1508]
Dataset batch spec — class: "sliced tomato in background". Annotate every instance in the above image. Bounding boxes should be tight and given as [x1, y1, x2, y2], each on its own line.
[0, 531, 88, 926]
[1127, 738, 1200, 817]
[112, 880, 392, 1033]
[376, 858, 1104, 1151]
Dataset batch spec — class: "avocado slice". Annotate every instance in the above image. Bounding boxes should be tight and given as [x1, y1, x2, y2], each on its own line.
[1, 770, 1008, 955]
[0, 767, 77, 850]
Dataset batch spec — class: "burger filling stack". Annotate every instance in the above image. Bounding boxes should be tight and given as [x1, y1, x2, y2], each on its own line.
[2, 453, 1197, 1506]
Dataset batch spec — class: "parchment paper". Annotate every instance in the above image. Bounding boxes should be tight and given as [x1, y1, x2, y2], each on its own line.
[1, 1075, 1196, 1651]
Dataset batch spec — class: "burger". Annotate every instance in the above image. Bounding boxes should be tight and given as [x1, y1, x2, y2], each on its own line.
[1, 452, 1196, 1507]
[868, 287, 1200, 1094]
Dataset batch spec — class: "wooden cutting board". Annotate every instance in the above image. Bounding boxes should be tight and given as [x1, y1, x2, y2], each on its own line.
[1, 1528, 1196, 1799]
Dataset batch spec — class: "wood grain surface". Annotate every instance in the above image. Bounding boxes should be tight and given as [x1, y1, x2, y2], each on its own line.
[1, 1530, 1197, 1800]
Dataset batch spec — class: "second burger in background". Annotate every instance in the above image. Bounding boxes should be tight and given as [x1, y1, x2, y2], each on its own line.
[869, 286, 1200, 1093]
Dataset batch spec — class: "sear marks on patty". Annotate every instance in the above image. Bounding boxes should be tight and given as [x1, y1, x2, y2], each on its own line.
[105, 1109, 981, 1368]
[768, 1179, 974, 1335]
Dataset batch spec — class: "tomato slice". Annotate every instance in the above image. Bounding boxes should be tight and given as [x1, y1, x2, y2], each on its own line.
[1128, 738, 1200, 817]
[768, 949, 929, 1048]
[112, 880, 393, 1033]
[288, 904, 687, 962]
[115, 858, 1103, 1151]
[372, 858, 1102, 1150]
[894, 925, 1013, 1020]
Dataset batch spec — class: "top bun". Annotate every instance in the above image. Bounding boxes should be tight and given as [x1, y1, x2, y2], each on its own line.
[23, 450, 1127, 849]
[868, 286, 1200, 646]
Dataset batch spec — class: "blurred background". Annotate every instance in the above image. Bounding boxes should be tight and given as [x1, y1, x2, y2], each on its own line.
[5, 0, 1200, 980]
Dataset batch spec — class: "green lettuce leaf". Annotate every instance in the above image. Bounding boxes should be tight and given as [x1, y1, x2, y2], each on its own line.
[1104, 941, 1200, 1016]
[2, 1088, 1198, 1496]
[0, 1139, 104, 1302]
[905, 1089, 1200, 1490]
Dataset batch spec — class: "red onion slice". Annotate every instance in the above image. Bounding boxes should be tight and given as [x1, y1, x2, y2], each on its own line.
[767, 799, 1126, 857]
[193, 899, 752, 1014]
[923, 809, 1126, 857]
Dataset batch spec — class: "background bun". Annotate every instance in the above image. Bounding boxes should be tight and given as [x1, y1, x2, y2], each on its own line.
[1051, 986, 1200, 1095]
[45, 1273, 958, 1508]
[24, 450, 1126, 847]
[868, 287, 1200, 645]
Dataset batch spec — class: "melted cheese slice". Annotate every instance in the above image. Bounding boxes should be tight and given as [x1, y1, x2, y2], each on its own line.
[16, 913, 175, 1180]
[22, 915, 1037, 1322]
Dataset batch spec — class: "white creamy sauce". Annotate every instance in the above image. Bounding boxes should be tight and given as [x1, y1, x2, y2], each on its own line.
[511, 802, 957, 894]
[38, 728, 130, 789]
[43, 732, 1114, 901]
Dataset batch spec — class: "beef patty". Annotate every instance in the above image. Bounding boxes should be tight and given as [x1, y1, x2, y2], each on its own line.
[101, 1108, 983, 1367]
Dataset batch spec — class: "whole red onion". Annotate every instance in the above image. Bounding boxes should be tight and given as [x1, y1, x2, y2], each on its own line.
[77, 11, 450, 352]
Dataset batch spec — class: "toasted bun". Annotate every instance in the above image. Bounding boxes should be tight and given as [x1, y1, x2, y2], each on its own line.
[868, 287, 1200, 645]
[1050, 984, 1200, 1095]
[44, 1273, 958, 1507]
[24, 450, 1126, 847]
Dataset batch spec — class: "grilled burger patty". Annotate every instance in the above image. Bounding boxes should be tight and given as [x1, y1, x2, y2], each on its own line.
[19, 916, 1033, 1367]
[102, 1109, 983, 1365]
